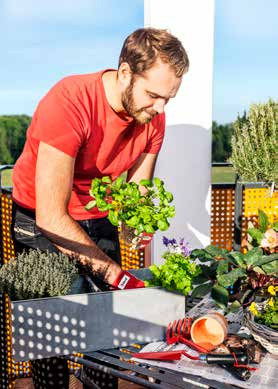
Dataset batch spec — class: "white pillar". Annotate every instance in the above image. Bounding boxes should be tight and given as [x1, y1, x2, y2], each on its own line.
[144, 0, 214, 263]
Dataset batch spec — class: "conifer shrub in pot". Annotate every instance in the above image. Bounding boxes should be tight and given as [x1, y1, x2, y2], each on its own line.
[229, 99, 277, 183]
[229, 100, 277, 252]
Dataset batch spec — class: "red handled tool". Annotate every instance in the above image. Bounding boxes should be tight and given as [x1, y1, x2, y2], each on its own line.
[132, 350, 249, 365]
[132, 316, 257, 381]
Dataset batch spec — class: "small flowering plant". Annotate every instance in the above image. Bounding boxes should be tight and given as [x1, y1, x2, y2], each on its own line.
[162, 236, 192, 256]
[243, 209, 278, 254]
[249, 286, 278, 330]
[145, 237, 201, 296]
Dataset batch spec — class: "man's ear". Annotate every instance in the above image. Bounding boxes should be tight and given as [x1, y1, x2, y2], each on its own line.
[118, 62, 132, 86]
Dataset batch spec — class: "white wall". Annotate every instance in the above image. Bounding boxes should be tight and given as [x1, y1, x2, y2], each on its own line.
[144, 0, 215, 263]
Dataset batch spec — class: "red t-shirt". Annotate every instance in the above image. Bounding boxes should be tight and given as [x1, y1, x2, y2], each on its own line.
[12, 70, 165, 220]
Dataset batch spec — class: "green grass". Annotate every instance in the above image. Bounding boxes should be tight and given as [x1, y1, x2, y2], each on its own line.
[1, 169, 13, 187]
[0, 166, 236, 188]
[211, 166, 236, 183]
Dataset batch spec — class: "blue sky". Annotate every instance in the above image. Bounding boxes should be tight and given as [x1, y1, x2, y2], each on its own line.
[0, 0, 277, 124]
[0, 0, 144, 116]
[213, 0, 278, 123]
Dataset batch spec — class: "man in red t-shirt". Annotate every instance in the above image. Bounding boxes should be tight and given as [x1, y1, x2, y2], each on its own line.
[12, 27, 189, 388]
[13, 27, 189, 289]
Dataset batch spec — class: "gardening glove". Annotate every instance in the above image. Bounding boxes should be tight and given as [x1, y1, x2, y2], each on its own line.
[138, 232, 153, 250]
[111, 270, 145, 290]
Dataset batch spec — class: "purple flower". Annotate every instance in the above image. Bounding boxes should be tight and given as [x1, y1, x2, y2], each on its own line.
[180, 242, 191, 257]
[162, 236, 191, 257]
[163, 236, 177, 247]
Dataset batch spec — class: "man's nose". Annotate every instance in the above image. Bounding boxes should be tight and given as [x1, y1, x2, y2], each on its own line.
[153, 98, 166, 114]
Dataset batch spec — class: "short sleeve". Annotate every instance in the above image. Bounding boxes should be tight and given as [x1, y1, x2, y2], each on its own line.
[144, 113, 165, 154]
[30, 81, 87, 158]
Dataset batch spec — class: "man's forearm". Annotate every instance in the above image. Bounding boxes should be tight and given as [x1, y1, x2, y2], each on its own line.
[36, 213, 121, 284]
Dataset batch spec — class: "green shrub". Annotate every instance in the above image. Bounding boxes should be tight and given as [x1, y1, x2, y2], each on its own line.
[0, 249, 78, 300]
[229, 99, 278, 182]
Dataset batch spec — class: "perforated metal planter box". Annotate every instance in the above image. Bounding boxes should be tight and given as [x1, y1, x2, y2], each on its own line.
[10, 269, 185, 362]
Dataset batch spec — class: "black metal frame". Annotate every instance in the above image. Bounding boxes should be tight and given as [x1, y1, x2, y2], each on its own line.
[65, 298, 239, 389]
[66, 344, 240, 389]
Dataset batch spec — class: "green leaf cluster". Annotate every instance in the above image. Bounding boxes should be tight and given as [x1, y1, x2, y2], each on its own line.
[86, 176, 175, 235]
[0, 249, 78, 300]
[229, 99, 278, 182]
[190, 244, 278, 310]
[145, 252, 201, 296]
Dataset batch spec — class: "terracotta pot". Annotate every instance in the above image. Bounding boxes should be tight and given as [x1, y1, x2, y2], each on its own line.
[118, 223, 141, 250]
[118, 222, 151, 250]
[190, 312, 228, 351]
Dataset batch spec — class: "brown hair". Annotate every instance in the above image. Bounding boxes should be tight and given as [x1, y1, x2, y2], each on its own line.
[119, 28, 189, 77]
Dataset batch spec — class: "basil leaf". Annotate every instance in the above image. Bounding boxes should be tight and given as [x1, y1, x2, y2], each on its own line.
[191, 282, 212, 299]
[85, 200, 96, 210]
[211, 284, 229, 308]
[217, 268, 246, 287]
[258, 209, 269, 232]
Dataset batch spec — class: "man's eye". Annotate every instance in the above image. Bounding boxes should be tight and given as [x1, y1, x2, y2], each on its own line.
[149, 94, 157, 99]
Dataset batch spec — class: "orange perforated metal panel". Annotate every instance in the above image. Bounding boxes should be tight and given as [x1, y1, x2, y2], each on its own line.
[241, 188, 278, 244]
[1, 193, 15, 264]
[67, 354, 83, 376]
[0, 192, 18, 388]
[0, 293, 12, 389]
[211, 185, 235, 251]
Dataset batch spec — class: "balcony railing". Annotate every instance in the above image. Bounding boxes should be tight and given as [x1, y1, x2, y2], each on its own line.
[1, 164, 277, 256]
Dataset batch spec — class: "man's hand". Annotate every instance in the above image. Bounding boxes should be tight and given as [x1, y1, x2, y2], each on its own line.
[111, 270, 145, 290]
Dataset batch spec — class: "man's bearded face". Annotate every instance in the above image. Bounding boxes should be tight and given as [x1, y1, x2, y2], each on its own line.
[121, 76, 157, 124]
[121, 61, 182, 124]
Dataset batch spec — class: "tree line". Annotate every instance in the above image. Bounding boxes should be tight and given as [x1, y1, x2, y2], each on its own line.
[0, 115, 31, 164]
[0, 115, 233, 164]
[212, 121, 233, 162]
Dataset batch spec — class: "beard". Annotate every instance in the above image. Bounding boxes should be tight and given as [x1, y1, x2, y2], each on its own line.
[121, 78, 156, 124]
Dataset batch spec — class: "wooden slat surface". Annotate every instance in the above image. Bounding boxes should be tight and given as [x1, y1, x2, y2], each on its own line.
[15, 376, 146, 389]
